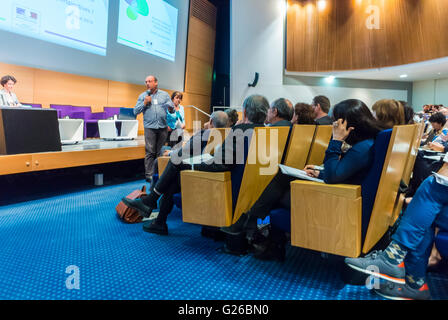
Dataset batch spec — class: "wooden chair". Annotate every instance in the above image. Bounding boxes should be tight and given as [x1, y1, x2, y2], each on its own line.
[289, 125, 416, 258]
[305, 125, 333, 165]
[390, 122, 425, 225]
[282, 124, 316, 169]
[180, 126, 291, 227]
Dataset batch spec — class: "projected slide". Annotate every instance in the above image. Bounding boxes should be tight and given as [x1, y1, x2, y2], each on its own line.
[0, 0, 109, 56]
[117, 0, 178, 62]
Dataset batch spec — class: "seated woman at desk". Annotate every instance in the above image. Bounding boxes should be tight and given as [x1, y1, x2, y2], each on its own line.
[166, 91, 185, 147]
[221, 99, 384, 259]
[0, 75, 22, 107]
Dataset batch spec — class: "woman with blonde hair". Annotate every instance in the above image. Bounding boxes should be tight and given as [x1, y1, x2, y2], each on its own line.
[372, 99, 405, 129]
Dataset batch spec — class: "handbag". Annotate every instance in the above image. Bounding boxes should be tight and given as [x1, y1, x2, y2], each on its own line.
[116, 185, 147, 223]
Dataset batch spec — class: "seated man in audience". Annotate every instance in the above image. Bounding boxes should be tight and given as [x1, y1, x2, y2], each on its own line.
[139, 111, 229, 234]
[122, 94, 270, 235]
[311, 95, 333, 125]
[265, 98, 294, 127]
[421, 112, 447, 146]
[345, 153, 448, 300]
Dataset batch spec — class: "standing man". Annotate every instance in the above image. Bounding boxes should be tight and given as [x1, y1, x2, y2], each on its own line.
[134, 75, 174, 183]
[312, 95, 332, 125]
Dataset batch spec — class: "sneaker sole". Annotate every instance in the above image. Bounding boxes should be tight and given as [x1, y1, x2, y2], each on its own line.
[374, 290, 413, 301]
[346, 263, 405, 284]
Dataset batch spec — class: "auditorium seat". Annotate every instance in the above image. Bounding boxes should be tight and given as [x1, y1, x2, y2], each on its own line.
[103, 107, 121, 119]
[390, 123, 424, 226]
[180, 126, 290, 227]
[50, 104, 73, 118]
[286, 124, 416, 258]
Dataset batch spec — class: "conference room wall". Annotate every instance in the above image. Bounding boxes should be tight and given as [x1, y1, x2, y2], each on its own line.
[230, 0, 410, 110]
[413, 78, 448, 110]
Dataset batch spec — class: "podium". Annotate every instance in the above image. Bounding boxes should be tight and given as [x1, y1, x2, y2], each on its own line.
[0, 107, 61, 155]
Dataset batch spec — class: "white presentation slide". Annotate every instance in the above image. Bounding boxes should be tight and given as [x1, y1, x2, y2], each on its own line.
[117, 0, 178, 62]
[0, 0, 109, 56]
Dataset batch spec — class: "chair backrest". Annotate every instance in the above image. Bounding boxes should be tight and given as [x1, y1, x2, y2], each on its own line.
[71, 106, 92, 119]
[103, 107, 121, 119]
[50, 104, 73, 118]
[362, 125, 417, 253]
[283, 124, 316, 169]
[306, 125, 333, 165]
[402, 122, 425, 185]
[231, 126, 290, 223]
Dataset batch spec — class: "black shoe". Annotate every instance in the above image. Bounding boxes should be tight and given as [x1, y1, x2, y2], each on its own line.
[143, 220, 168, 235]
[253, 240, 286, 262]
[121, 197, 153, 218]
[220, 213, 257, 235]
[145, 177, 153, 184]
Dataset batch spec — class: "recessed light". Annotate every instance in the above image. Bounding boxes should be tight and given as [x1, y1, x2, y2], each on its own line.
[399, 74, 408, 78]
[324, 76, 335, 83]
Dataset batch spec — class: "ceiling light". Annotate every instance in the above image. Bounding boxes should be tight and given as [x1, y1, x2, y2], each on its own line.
[317, 0, 327, 11]
[399, 74, 408, 78]
[324, 76, 335, 84]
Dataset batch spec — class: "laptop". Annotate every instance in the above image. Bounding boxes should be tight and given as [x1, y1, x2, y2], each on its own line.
[118, 108, 136, 120]
[58, 119, 83, 145]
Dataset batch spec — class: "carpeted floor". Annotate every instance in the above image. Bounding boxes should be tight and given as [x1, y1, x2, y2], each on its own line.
[0, 179, 446, 300]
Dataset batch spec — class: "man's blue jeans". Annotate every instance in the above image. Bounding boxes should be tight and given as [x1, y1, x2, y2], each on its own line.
[392, 176, 448, 278]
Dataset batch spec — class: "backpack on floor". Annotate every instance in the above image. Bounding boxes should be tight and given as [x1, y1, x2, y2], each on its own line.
[116, 185, 147, 223]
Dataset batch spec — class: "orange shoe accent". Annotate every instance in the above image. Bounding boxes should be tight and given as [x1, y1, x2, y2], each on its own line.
[419, 283, 429, 291]
[397, 262, 405, 268]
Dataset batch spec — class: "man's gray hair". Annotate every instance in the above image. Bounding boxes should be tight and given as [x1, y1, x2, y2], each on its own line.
[210, 111, 229, 128]
[242, 95, 269, 124]
[271, 98, 293, 121]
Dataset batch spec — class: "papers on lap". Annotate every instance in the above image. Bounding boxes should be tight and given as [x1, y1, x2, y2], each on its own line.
[182, 153, 214, 165]
[279, 164, 324, 183]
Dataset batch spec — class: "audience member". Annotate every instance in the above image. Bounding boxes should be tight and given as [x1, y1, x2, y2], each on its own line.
[166, 91, 185, 147]
[421, 112, 447, 146]
[311, 95, 332, 125]
[225, 108, 239, 127]
[122, 94, 269, 235]
[221, 99, 383, 260]
[372, 99, 405, 129]
[292, 103, 316, 125]
[0, 75, 22, 107]
[266, 98, 294, 126]
[140, 111, 229, 234]
[134, 75, 174, 183]
[400, 101, 415, 124]
[345, 153, 448, 300]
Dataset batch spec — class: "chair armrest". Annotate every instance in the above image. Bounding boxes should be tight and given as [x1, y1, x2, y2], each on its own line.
[290, 180, 362, 257]
[180, 170, 233, 227]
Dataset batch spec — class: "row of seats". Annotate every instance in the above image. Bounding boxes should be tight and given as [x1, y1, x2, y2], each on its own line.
[156, 123, 448, 260]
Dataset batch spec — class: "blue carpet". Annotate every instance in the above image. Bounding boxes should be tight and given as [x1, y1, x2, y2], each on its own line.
[0, 180, 447, 300]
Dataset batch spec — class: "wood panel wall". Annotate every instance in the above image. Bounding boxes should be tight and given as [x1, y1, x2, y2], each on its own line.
[0, 0, 217, 133]
[286, 0, 448, 72]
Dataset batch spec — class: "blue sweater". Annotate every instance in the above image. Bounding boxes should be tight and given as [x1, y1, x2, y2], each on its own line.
[319, 139, 375, 185]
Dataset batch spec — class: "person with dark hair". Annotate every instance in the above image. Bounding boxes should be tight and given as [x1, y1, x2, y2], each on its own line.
[372, 99, 405, 129]
[0, 75, 22, 107]
[225, 108, 239, 127]
[134, 75, 175, 183]
[122, 94, 269, 235]
[399, 101, 415, 124]
[311, 95, 332, 125]
[266, 98, 293, 126]
[166, 91, 185, 147]
[292, 103, 316, 125]
[421, 112, 447, 146]
[221, 99, 383, 260]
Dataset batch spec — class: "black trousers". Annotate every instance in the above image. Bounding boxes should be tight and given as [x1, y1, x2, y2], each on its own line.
[247, 171, 294, 219]
[144, 127, 168, 179]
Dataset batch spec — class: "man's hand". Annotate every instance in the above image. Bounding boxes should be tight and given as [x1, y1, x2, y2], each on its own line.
[144, 95, 152, 106]
[304, 165, 320, 178]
